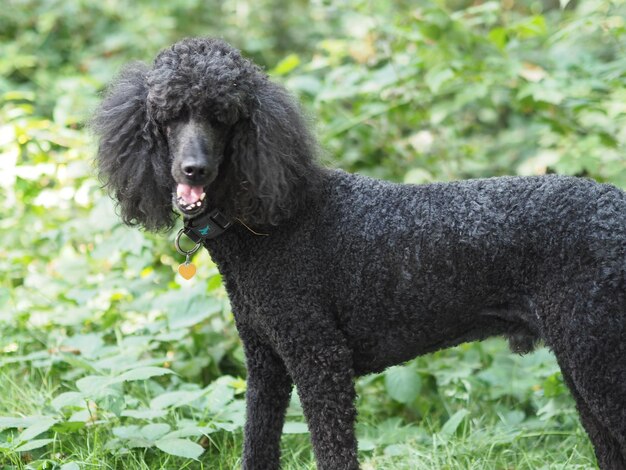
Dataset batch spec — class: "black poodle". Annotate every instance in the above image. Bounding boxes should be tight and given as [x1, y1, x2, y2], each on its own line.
[93, 37, 626, 469]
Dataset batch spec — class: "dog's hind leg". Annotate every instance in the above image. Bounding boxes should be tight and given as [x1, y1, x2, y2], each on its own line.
[240, 327, 293, 470]
[558, 361, 625, 470]
[550, 294, 626, 470]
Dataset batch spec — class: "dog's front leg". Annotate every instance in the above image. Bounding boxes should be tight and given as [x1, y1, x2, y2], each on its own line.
[240, 328, 293, 470]
[279, 332, 359, 470]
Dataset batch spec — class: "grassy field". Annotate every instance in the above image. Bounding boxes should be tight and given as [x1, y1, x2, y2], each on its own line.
[0, 347, 598, 469]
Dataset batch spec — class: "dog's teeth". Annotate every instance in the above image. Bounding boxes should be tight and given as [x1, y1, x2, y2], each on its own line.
[178, 198, 205, 212]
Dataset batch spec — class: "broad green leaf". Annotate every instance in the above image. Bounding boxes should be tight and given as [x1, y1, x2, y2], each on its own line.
[488, 27, 507, 49]
[17, 418, 57, 442]
[121, 408, 168, 419]
[99, 393, 125, 416]
[155, 438, 204, 459]
[383, 443, 411, 456]
[68, 410, 92, 423]
[384, 366, 422, 404]
[112, 367, 174, 383]
[205, 379, 235, 413]
[52, 421, 85, 433]
[0, 417, 48, 430]
[271, 54, 301, 75]
[425, 67, 454, 93]
[532, 87, 565, 105]
[112, 425, 141, 440]
[283, 421, 309, 434]
[51, 392, 84, 410]
[76, 375, 113, 396]
[161, 425, 212, 439]
[125, 437, 154, 449]
[60, 463, 81, 470]
[212, 421, 241, 432]
[141, 423, 171, 442]
[439, 409, 470, 440]
[514, 15, 547, 38]
[167, 297, 222, 329]
[537, 399, 564, 420]
[404, 168, 433, 184]
[3, 90, 35, 101]
[150, 389, 205, 410]
[357, 438, 376, 451]
[15, 438, 54, 451]
[61, 333, 104, 358]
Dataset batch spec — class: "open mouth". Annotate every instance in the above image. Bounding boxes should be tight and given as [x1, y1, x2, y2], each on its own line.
[174, 183, 207, 216]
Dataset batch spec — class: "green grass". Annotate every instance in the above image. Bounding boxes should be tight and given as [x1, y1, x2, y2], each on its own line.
[0, 360, 597, 469]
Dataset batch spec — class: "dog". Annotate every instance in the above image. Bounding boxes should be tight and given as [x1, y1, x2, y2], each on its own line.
[93, 37, 626, 469]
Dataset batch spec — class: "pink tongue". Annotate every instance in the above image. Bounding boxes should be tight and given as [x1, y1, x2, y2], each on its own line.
[177, 184, 204, 205]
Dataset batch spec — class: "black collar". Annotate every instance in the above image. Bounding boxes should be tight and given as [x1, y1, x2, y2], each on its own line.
[183, 208, 232, 245]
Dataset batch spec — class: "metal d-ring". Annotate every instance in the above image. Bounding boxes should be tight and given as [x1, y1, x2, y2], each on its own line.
[174, 228, 202, 257]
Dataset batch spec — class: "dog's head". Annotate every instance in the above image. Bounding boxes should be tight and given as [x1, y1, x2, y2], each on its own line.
[92, 38, 318, 231]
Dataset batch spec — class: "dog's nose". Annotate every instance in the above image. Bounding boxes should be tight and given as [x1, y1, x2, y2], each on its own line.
[182, 162, 208, 179]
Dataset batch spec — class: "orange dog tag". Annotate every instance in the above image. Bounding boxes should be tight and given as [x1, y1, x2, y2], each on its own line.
[178, 262, 196, 280]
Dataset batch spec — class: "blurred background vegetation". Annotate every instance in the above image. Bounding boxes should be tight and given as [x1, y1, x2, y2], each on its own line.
[0, 0, 624, 468]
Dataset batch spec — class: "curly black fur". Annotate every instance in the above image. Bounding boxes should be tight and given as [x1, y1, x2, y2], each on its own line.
[93, 38, 319, 229]
[94, 38, 626, 470]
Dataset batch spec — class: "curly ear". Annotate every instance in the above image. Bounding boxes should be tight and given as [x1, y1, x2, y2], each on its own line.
[92, 62, 174, 231]
[227, 81, 319, 226]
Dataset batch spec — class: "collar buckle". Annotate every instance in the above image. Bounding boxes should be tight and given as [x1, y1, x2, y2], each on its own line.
[183, 209, 232, 244]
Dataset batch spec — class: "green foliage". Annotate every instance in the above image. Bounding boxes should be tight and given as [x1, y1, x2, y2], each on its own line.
[1, 0, 624, 467]
[295, 1, 626, 185]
